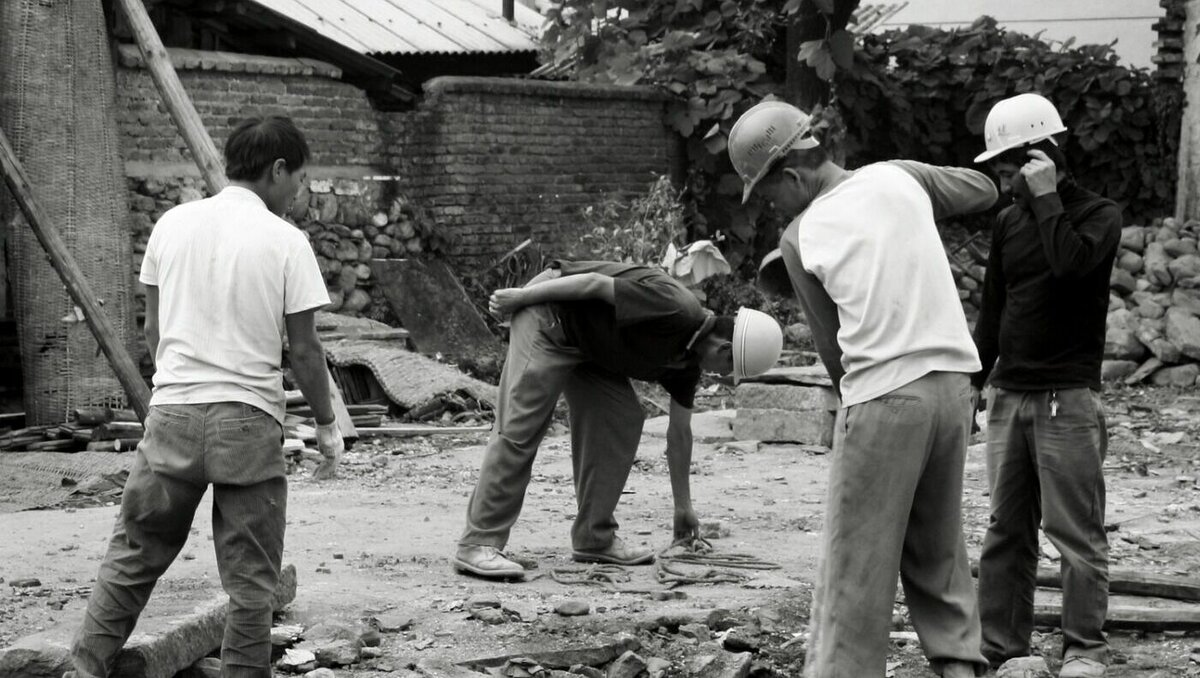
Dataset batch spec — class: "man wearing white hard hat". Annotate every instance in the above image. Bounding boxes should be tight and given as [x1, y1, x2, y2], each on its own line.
[731, 99, 998, 678]
[972, 93, 1120, 678]
[453, 260, 783, 580]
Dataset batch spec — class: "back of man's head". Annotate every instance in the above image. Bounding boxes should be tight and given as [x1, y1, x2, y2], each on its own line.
[225, 116, 311, 182]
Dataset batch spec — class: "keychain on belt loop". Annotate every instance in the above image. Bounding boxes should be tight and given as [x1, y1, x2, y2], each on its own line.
[1049, 389, 1059, 419]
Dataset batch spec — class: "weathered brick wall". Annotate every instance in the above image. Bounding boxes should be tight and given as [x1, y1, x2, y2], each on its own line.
[389, 77, 682, 262]
[115, 46, 383, 166]
[112, 49, 682, 320]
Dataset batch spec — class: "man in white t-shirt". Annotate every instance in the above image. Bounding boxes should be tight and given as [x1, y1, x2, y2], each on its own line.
[66, 116, 343, 678]
[730, 101, 998, 678]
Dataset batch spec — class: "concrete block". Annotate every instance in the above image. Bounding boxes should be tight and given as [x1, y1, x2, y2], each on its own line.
[734, 383, 837, 412]
[0, 564, 297, 678]
[732, 408, 834, 446]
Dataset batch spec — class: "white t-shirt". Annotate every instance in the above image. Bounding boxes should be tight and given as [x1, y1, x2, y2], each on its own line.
[793, 162, 983, 406]
[140, 186, 329, 423]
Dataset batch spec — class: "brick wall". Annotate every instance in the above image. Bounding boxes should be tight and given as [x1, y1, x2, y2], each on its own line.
[385, 77, 682, 262]
[112, 49, 682, 317]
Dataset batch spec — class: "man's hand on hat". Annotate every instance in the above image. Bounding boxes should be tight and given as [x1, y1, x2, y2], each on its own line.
[489, 288, 528, 318]
[1020, 149, 1058, 198]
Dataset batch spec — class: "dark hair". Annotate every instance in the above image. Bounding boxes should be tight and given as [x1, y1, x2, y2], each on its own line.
[992, 138, 1069, 173]
[711, 315, 736, 342]
[224, 116, 310, 182]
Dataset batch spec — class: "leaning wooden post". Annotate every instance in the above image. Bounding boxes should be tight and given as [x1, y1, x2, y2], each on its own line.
[115, 0, 228, 194]
[0, 128, 152, 420]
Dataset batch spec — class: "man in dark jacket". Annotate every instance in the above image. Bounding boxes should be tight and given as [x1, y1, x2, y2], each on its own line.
[972, 93, 1122, 678]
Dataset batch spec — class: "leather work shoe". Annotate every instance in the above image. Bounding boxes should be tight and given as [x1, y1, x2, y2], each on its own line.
[453, 545, 525, 580]
[572, 536, 654, 566]
[1059, 656, 1106, 678]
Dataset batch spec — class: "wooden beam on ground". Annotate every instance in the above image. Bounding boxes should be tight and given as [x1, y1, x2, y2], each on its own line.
[357, 424, 492, 438]
[115, 0, 228, 194]
[0, 128, 152, 421]
[1035, 602, 1200, 631]
[972, 563, 1200, 603]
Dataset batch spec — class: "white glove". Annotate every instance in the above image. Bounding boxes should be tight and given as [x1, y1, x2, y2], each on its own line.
[315, 421, 344, 480]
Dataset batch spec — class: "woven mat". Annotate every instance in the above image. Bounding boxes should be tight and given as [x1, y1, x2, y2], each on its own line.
[0, 451, 132, 513]
[324, 340, 497, 410]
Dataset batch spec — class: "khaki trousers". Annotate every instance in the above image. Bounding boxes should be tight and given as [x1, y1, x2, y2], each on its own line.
[805, 372, 986, 678]
[460, 304, 644, 551]
[71, 402, 286, 678]
[978, 387, 1108, 665]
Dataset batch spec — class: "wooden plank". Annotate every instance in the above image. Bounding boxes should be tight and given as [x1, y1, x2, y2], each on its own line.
[92, 422, 146, 441]
[1035, 602, 1200, 631]
[972, 563, 1200, 603]
[0, 128, 152, 421]
[328, 369, 357, 441]
[115, 0, 227, 195]
[357, 425, 492, 438]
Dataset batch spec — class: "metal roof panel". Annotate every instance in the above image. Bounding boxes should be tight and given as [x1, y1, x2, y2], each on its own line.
[248, 0, 542, 55]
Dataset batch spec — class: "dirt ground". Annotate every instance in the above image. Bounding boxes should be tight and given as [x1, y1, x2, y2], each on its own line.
[1, 384, 1199, 677]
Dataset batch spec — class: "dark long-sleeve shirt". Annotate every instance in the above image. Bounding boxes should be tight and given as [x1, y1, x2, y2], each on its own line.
[972, 179, 1122, 391]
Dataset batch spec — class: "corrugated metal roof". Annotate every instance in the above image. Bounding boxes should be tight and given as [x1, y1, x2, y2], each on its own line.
[248, 0, 543, 55]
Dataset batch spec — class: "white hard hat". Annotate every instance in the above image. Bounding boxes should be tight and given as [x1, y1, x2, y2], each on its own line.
[732, 307, 784, 384]
[729, 101, 820, 204]
[974, 93, 1067, 163]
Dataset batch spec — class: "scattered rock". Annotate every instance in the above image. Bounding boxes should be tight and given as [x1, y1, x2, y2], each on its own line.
[651, 590, 688, 601]
[271, 625, 304, 647]
[678, 623, 711, 641]
[1101, 360, 1138, 382]
[501, 600, 540, 622]
[374, 611, 415, 633]
[1110, 267, 1137, 295]
[1121, 226, 1147, 253]
[359, 627, 382, 647]
[570, 665, 606, 678]
[361, 646, 385, 659]
[606, 650, 647, 678]
[645, 657, 672, 677]
[314, 640, 361, 668]
[1116, 250, 1144, 274]
[471, 607, 509, 625]
[278, 648, 317, 673]
[1166, 307, 1200, 360]
[1151, 364, 1200, 386]
[700, 521, 731, 539]
[304, 669, 336, 678]
[721, 627, 761, 653]
[1144, 242, 1172, 286]
[465, 593, 502, 611]
[684, 647, 753, 678]
[555, 600, 591, 617]
[8, 578, 41, 588]
[995, 656, 1052, 678]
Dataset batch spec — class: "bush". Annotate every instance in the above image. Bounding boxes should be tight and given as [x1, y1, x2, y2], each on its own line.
[572, 175, 687, 265]
[838, 17, 1177, 224]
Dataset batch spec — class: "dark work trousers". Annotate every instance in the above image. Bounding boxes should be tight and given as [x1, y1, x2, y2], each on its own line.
[805, 372, 986, 678]
[460, 303, 645, 551]
[978, 387, 1109, 665]
[70, 402, 287, 678]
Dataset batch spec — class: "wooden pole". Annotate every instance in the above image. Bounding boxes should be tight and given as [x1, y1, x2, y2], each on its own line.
[0, 128, 152, 421]
[114, 0, 228, 194]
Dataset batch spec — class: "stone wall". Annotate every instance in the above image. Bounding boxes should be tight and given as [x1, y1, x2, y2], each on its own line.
[1102, 216, 1200, 385]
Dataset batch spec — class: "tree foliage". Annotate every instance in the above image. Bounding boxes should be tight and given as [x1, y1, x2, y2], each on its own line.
[839, 17, 1176, 224]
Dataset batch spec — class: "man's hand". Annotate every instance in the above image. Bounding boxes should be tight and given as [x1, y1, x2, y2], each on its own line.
[673, 506, 701, 542]
[1020, 149, 1058, 198]
[315, 421, 344, 480]
[488, 287, 528, 318]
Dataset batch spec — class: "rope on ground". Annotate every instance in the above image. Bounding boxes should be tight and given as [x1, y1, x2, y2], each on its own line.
[655, 535, 781, 588]
[551, 563, 638, 592]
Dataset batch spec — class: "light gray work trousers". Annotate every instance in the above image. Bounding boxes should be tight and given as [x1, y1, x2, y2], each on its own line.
[805, 372, 986, 678]
[978, 387, 1109, 666]
[70, 402, 286, 678]
[460, 303, 645, 551]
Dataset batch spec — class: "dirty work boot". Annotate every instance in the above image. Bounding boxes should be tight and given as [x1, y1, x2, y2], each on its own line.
[1059, 655, 1106, 678]
[572, 536, 654, 566]
[453, 545, 525, 580]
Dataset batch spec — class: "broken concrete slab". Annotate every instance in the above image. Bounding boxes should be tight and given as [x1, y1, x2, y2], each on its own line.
[0, 564, 297, 678]
[457, 635, 640, 671]
[644, 410, 734, 443]
[732, 408, 834, 446]
[606, 650, 647, 678]
[684, 645, 752, 678]
[737, 365, 833, 388]
[371, 259, 498, 358]
[734, 383, 837, 412]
